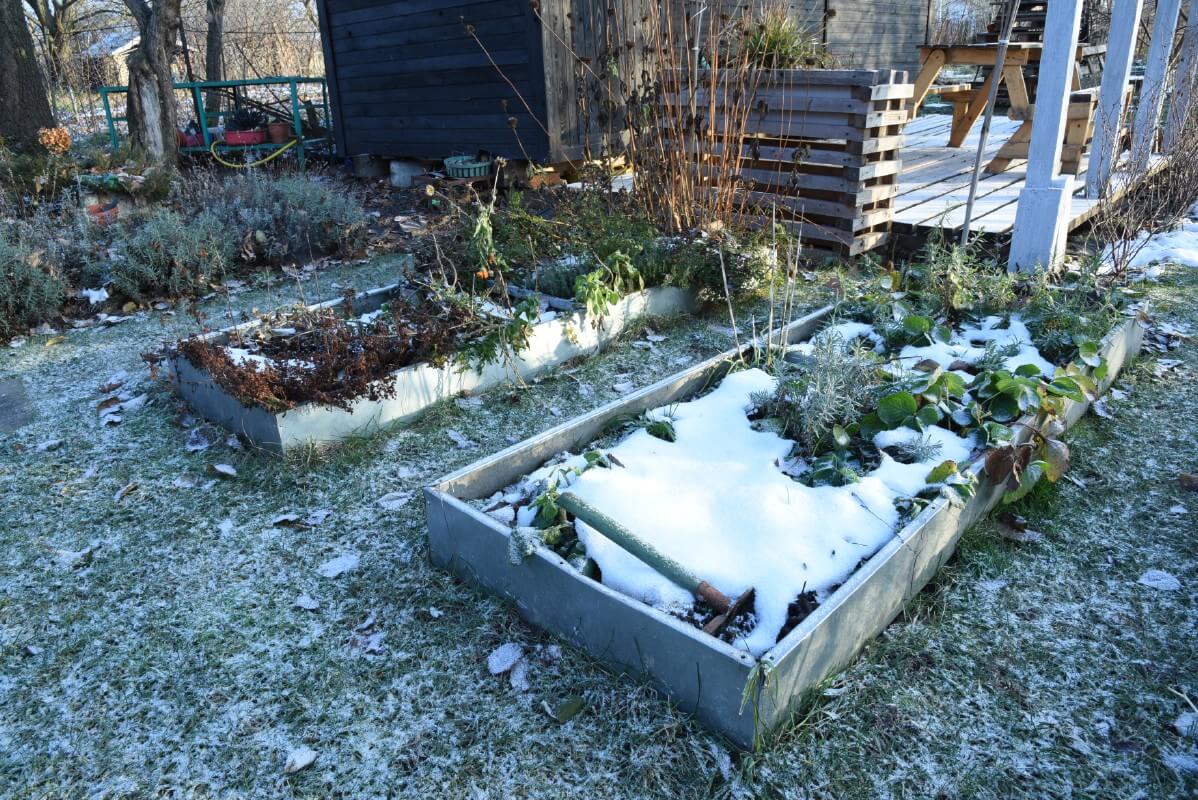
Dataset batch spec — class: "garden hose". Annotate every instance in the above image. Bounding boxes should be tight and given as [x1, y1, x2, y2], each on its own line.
[209, 137, 297, 169]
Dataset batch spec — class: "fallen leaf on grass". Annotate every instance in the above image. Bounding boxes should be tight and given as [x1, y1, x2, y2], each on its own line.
[52, 545, 96, 569]
[446, 429, 476, 449]
[455, 395, 484, 411]
[1138, 569, 1181, 591]
[377, 491, 413, 511]
[185, 427, 219, 452]
[611, 381, 635, 394]
[542, 696, 585, 723]
[317, 553, 359, 578]
[1169, 504, 1187, 515]
[283, 747, 317, 774]
[996, 512, 1043, 544]
[209, 463, 237, 478]
[509, 659, 531, 691]
[295, 594, 320, 611]
[36, 439, 63, 453]
[487, 642, 524, 675]
[304, 509, 332, 526]
[114, 482, 138, 502]
[1091, 399, 1114, 419]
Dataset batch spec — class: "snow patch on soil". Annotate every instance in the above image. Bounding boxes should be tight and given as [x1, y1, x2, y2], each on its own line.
[564, 368, 971, 656]
[898, 316, 1054, 376]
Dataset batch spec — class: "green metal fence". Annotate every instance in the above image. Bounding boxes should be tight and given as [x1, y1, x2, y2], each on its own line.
[99, 76, 330, 170]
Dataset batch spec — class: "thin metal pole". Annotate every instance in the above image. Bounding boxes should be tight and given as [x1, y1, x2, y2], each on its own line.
[960, 0, 1019, 246]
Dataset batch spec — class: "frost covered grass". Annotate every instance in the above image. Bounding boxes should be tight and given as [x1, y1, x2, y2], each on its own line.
[0, 255, 1194, 798]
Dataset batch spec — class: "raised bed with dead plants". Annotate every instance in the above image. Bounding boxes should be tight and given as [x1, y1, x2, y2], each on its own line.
[424, 264, 1144, 748]
[167, 275, 699, 454]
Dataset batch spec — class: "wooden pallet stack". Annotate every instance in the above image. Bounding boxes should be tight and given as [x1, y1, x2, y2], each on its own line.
[665, 69, 912, 258]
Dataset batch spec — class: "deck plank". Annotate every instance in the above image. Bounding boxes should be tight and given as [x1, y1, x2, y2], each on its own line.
[892, 113, 1116, 237]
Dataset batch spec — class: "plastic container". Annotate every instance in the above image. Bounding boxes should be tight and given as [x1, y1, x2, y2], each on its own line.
[225, 129, 266, 146]
[444, 155, 492, 179]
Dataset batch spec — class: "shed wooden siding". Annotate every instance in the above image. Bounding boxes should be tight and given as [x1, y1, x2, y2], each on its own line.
[824, 1, 933, 76]
[316, 0, 549, 159]
[537, 0, 655, 162]
[315, 1, 933, 161]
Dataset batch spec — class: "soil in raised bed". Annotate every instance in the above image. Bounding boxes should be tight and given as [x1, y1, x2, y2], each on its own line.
[176, 287, 493, 412]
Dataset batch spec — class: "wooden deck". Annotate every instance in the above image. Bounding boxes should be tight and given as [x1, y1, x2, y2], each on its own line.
[893, 114, 1106, 237]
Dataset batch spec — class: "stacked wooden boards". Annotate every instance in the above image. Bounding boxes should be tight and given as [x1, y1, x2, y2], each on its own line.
[663, 69, 914, 259]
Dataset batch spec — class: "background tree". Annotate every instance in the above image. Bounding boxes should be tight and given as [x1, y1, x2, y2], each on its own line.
[203, 0, 225, 117]
[122, 0, 181, 163]
[1, 0, 56, 150]
[23, 0, 105, 84]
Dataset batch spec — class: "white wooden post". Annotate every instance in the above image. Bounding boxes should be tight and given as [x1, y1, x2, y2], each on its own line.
[1164, 0, 1198, 150]
[1130, 0, 1184, 171]
[1007, 0, 1084, 272]
[1085, 0, 1145, 199]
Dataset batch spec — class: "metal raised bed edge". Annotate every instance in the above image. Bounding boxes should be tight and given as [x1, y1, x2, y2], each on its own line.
[424, 307, 1143, 749]
[171, 282, 699, 453]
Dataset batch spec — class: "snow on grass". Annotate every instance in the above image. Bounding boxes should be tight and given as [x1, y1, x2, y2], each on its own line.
[562, 367, 972, 656]
[1106, 203, 1198, 277]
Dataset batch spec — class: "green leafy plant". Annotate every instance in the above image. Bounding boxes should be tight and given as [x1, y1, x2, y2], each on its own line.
[984, 419, 1071, 504]
[802, 450, 862, 487]
[113, 209, 234, 300]
[0, 237, 67, 338]
[456, 295, 541, 371]
[575, 251, 645, 317]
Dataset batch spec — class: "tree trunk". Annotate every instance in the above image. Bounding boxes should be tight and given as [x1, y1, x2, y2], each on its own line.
[124, 0, 182, 164]
[0, 0, 55, 150]
[44, 16, 71, 86]
[204, 0, 226, 118]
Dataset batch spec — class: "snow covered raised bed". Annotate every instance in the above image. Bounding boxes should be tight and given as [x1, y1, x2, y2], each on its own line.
[171, 282, 698, 453]
[424, 308, 1143, 748]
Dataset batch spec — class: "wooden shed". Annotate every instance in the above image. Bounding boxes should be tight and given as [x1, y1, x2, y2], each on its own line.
[314, 1, 934, 162]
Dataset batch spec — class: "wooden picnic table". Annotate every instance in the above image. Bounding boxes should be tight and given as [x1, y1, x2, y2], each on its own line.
[909, 42, 1106, 150]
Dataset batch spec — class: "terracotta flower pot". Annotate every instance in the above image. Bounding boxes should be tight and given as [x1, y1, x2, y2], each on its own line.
[267, 122, 291, 144]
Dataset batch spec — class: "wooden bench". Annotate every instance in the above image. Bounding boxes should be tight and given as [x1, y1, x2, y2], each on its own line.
[987, 88, 1100, 174]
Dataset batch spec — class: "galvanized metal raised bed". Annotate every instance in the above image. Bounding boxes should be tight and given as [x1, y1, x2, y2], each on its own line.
[424, 308, 1143, 749]
[171, 282, 699, 453]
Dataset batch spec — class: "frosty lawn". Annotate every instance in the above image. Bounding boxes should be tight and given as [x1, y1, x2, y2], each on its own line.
[1, 260, 1195, 797]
